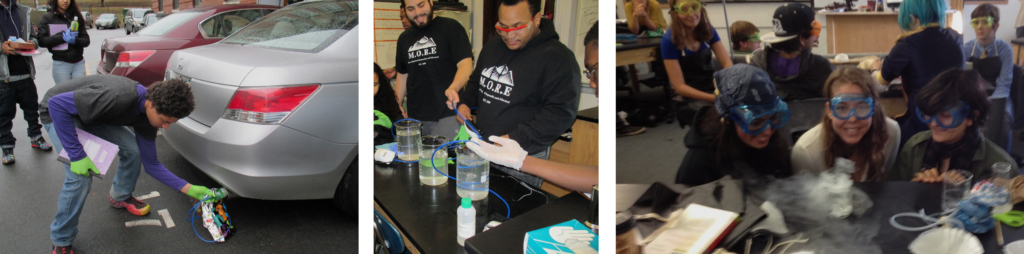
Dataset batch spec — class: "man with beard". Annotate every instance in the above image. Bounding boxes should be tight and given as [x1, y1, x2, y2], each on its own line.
[455, 0, 581, 188]
[394, 0, 473, 139]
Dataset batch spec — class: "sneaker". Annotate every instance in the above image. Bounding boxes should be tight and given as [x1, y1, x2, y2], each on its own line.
[2, 148, 13, 165]
[109, 196, 150, 216]
[617, 126, 647, 137]
[52, 245, 74, 254]
[31, 136, 52, 151]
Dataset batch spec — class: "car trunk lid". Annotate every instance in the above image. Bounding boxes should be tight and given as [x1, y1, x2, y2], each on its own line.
[168, 45, 257, 126]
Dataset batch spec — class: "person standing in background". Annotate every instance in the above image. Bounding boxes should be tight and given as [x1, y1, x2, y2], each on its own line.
[0, 0, 50, 165]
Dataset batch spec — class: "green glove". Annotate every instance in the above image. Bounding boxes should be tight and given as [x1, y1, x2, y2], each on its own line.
[373, 110, 392, 128]
[70, 157, 99, 177]
[187, 185, 216, 201]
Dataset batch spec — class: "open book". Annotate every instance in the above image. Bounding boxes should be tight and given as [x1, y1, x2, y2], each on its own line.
[645, 203, 740, 254]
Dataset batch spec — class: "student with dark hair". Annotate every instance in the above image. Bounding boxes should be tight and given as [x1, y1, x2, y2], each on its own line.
[41, 75, 218, 253]
[395, 0, 473, 139]
[467, 21, 598, 193]
[676, 64, 793, 186]
[749, 3, 834, 101]
[370, 61, 397, 124]
[791, 68, 900, 181]
[38, 0, 89, 84]
[891, 69, 1018, 182]
[729, 20, 760, 54]
[875, 0, 965, 146]
[963, 3, 1014, 148]
[456, 0, 580, 188]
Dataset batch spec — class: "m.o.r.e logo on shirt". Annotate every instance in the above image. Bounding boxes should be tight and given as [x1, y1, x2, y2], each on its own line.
[408, 36, 439, 65]
[476, 65, 515, 104]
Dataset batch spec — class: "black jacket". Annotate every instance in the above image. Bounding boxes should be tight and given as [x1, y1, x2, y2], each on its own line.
[749, 48, 834, 101]
[676, 107, 792, 185]
[37, 10, 89, 63]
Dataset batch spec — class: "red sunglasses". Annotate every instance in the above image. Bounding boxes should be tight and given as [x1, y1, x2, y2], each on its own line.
[495, 23, 529, 33]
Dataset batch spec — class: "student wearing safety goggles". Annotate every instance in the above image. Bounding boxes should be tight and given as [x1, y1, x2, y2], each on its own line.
[676, 65, 793, 186]
[661, 0, 733, 128]
[891, 69, 1018, 182]
[791, 68, 901, 182]
[729, 20, 760, 54]
[750, 3, 834, 101]
[874, 0, 965, 147]
[963, 4, 1014, 150]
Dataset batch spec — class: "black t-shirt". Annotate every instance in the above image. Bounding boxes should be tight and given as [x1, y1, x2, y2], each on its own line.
[394, 17, 472, 121]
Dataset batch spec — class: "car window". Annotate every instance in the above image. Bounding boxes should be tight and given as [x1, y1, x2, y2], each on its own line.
[146, 16, 158, 25]
[99, 14, 115, 19]
[221, 1, 356, 53]
[134, 10, 148, 18]
[200, 9, 267, 38]
[136, 12, 201, 36]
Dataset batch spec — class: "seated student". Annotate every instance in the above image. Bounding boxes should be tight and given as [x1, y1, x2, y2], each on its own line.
[729, 20, 760, 54]
[750, 3, 834, 101]
[791, 68, 901, 181]
[661, 0, 732, 127]
[625, 0, 667, 35]
[372, 62, 403, 123]
[875, 0, 965, 146]
[890, 69, 1018, 182]
[676, 65, 793, 186]
[963, 3, 1014, 149]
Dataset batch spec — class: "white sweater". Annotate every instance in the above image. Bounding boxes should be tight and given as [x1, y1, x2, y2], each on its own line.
[790, 117, 901, 181]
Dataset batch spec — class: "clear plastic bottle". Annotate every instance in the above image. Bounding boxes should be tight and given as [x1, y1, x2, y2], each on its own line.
[70, 16, 79, 32]
[457, 197, 475, 246]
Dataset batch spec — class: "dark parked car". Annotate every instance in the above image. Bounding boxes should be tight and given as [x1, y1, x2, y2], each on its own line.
[99, 4, 279, 87]
[94, 13, 120, 29]
[125, 8, 154, 35]
[139, 13, 168, 30]
[81, 11, 93, 29]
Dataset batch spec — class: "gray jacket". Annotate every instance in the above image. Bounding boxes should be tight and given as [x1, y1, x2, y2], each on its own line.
[0, 2, 37, 81]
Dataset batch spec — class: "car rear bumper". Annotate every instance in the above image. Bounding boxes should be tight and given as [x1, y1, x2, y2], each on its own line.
[163, 116, 356, 200]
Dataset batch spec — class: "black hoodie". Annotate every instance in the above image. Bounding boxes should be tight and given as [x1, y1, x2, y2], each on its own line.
[38, 9, 89, 63]
[460, 19, 580, 154]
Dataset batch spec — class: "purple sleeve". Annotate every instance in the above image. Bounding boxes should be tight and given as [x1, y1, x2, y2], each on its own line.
[48, 92, 86, 161]
[136, 133, 188, 191]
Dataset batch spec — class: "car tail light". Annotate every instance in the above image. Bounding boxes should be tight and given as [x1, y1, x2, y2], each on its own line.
[115, 50, 155, 68]
[222, 85, 319, 124]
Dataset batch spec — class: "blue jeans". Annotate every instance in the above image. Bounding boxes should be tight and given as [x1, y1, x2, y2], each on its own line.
[52, 60, 86, 84]
[46, 120, 143, 246]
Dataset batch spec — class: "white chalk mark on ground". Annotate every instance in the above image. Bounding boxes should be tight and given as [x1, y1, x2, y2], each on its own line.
[125, 219, 163, 227]
[158, 209, 175, 228]
[136, 191, 160, 200]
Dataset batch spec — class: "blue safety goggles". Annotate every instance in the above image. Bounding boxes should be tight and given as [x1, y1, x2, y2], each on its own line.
[830, 93, 875, 120]
[915, 101, 971, 129]
[729, 97, 790, 135]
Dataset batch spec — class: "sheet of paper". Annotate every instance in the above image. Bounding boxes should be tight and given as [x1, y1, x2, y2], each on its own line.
[48, 24, 68, 50]
[57, 128, 120, 175]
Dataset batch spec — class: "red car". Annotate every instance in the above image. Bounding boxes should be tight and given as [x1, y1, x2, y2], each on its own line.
[99, 4, 280, 87]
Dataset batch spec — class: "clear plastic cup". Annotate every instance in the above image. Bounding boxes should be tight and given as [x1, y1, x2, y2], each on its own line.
[419, 135, 448, 186]
[395, 120, 421, 161]
[942, 169, 974, 212]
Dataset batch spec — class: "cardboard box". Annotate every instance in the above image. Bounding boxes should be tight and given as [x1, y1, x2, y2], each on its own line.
[12, 42, 33, 50]
[523, 220, 598, 254]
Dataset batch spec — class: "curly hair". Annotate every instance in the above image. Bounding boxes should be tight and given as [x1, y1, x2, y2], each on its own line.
[374, 63, 403, 122]
[146, 79, 195, 119]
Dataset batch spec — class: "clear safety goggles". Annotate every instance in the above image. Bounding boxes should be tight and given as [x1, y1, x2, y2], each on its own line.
[916, 101, 971, 129]
[673, 1, 702, 15]
[830, 93, 875, 120]
[729, 97, 790, 135]
[971, 17, 994, 29]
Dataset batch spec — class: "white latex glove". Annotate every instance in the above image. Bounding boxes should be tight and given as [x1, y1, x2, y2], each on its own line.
[548, 226, 595, 245]
[466, 131, 528, 170]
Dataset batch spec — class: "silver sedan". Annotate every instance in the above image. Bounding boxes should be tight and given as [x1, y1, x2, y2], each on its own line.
[163, 0, 358, 216]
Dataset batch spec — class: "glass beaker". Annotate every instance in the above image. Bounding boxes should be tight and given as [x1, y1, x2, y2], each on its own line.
[456, 143, 489, 200]
[942, 169, 974, 212]
[395, 120, 421, 161]
[419, 135, 449, 186]
[992, 162, 1014, 214]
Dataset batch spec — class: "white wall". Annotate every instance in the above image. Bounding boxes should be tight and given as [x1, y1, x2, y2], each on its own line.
[961, 1, 1021, 44]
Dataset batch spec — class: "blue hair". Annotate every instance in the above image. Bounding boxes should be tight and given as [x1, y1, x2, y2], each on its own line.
[898, 0, 947, 31]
